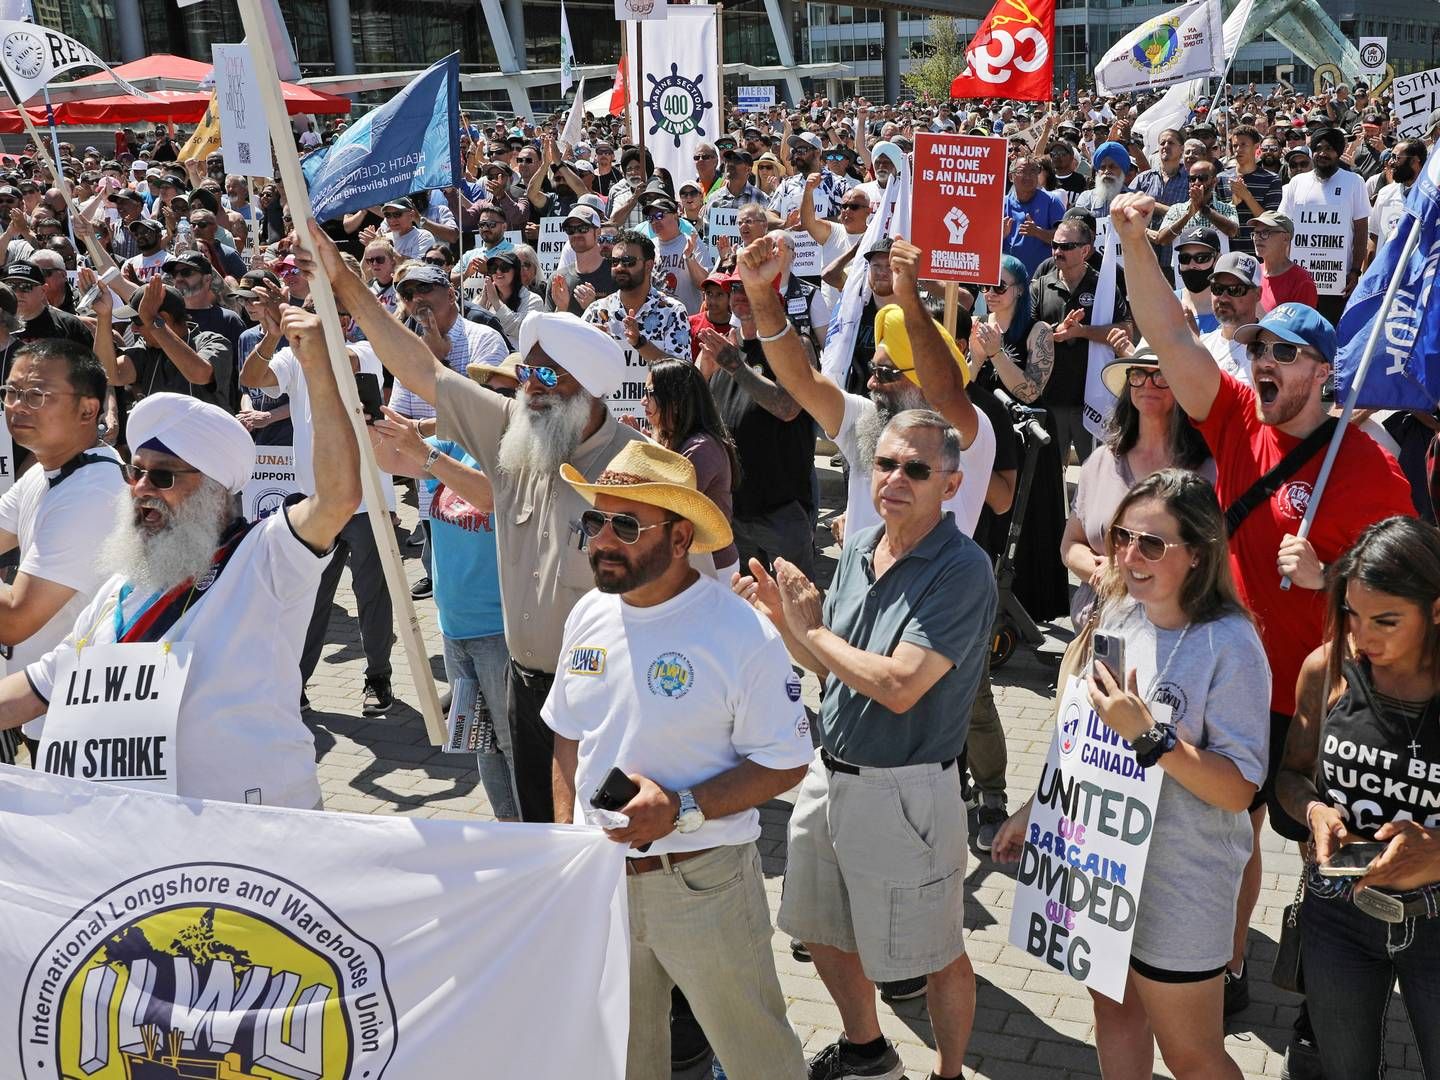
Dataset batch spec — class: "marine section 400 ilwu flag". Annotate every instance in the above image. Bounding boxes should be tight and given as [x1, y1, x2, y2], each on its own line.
[627, 6, 718, 184]
[0, 766, 631, 1079]
[302, 53, 461, 222]
[1093, 0, 1224, 95]
[0, 19, 149, 103]
[1334, 151, 1440, 410]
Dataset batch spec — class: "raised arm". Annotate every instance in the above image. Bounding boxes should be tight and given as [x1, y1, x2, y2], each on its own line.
[889, 239, 978, 445]
[133, 278, 214, 386]
[1107, 193, 1220, 422]
[736, 234, 845, 436]
[798, 172, 829, 245]
[78, 268, 135, 386]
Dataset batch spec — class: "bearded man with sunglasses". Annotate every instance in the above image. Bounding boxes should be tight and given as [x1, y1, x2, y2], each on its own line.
[1112, 191, 1412, 1060]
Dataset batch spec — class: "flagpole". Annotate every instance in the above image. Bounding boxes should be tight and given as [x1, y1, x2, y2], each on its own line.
[1280, 220, 1426, 590]
[636, 23, 647, 181]
[39, 88, 76, 251]
[716, 4, 725, 137]
[236, 0, 447, 744]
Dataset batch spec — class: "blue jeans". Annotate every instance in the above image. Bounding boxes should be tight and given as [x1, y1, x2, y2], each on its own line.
[1301, 884, 1440, 1077]
[442, 633, 518, 820]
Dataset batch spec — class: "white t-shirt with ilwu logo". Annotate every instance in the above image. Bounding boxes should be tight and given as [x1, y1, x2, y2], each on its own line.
[543, 573, 813, 856]
[25, 508, 330, 808]
[0, 446, 127, 739]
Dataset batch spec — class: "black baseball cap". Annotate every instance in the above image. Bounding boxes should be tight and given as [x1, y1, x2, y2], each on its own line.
[113, 285, 188, 324]
[3, 261, 44, 286]
[161, 251, 212, 275]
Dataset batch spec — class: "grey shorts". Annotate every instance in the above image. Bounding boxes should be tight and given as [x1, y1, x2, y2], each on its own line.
[778, 751, 968, 982]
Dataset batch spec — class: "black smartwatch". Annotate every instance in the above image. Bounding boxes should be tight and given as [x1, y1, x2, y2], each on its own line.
[633, 332, 649, 351]
[1131, 724, 1178, 768]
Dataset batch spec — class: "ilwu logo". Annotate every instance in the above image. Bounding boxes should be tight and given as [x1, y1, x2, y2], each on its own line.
[645, 63, 712, 148]
[20, 863, 395, 1080]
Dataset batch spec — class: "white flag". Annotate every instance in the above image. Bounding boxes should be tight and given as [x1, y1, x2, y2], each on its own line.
[1134, 0, 1253, 159]
[0, 20, 150, 104]
[0, 766, 631, 1078]
[1094, 0, 1224, 96]
[627, 6, 718, 183]
[1083, 219, 1121, 441]
[560, 75, 587, 152]
[560, 0, 577, 95]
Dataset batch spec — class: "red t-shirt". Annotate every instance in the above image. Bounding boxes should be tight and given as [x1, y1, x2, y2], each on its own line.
[1260, 263, 1318, 313]
[1195, 374, 1413, 715]
[688, 311, 730, 362]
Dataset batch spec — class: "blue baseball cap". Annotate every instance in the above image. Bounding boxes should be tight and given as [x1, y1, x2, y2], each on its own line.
[1091, 140, 1132, 174]
[1234, 303, 1337, 364]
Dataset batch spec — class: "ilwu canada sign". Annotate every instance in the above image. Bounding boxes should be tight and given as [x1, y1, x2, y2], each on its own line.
[0, 766, 630, 1078]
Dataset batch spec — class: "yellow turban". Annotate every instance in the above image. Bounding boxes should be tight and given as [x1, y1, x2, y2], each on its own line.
[873, 304, 972, 389]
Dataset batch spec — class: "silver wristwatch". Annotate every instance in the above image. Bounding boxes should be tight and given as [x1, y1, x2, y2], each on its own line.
[674, 789, 705, 834]
[423, 446, 442, 474]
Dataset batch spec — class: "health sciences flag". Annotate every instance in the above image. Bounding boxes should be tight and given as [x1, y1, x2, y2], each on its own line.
[303, 53, 461, 222]
[0, 20, 149, 104]
[1334, 151, 1440, 410]
[949, 0, 1054, 103]
[628, 6, 719, 184]
[0, 766, 630, 1078]
[1094, 0, 1223, 96]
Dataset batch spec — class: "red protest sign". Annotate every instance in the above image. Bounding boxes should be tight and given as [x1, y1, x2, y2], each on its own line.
[910, 133, 1007, 285]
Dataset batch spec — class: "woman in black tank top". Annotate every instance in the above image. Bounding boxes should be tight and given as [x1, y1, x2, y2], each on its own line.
[1277, 516, 1440, 1079]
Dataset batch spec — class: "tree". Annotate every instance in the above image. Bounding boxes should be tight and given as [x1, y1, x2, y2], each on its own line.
[902, 17, 967, 103]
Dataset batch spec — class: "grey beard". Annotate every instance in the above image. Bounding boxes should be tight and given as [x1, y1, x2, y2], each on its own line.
[1092, 175, 1121, 209]
[852, 402, 890, 470]
[496, 389, 595, 478]
[98, 478, 232, 596]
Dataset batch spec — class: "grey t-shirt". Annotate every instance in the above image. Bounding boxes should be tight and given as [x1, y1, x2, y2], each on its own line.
[1099, 598, 1270, 972]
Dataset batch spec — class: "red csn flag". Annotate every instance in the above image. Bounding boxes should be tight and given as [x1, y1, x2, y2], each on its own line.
[949, 0, 1055, 102]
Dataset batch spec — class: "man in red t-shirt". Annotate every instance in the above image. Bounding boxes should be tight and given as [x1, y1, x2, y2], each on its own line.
[1112, 191, 1413, 1065]
[689, 271, 736, 366]
[1252, 211, 1318, 313]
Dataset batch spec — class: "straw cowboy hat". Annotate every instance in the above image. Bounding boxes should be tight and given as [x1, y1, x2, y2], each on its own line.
[468, 353, 522, 385]
[560, 442, 734, 555]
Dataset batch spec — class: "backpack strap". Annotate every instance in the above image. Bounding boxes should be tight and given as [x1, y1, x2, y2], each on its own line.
[1223, 417, 1338, 537]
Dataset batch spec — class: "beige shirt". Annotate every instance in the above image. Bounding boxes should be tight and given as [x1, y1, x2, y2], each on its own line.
[436, 368, 647, 672]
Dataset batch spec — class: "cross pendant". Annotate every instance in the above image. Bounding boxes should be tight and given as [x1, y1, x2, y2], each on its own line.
[1410, 739, 1423, 759]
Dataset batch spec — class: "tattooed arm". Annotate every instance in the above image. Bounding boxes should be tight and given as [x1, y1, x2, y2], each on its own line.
[985, 321, 1055, 404]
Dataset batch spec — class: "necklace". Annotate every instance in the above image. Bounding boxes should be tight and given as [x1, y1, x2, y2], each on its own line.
[1145, 621, 1191, 708]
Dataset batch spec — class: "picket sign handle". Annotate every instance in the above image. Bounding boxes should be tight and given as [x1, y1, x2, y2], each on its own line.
[234, 0, 447, 743]
[1281, 219, 1425, 591]
[8, 97, 114, 274]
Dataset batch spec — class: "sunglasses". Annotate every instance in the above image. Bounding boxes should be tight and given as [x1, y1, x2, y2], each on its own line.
[516, 364, 560, 387]
[122, 463, 200, 489]
[1109, 524, 1187, 561]
[873, 455, 951, 482]
[757, 163, 776, 170]
[598, 234, 617, 245]
[1209, 281, 1253, 298]
[608, 256, 639, 267]
[382, 210, 407, 219]
[693, 152, 716, 161]
[646, 210, 669, 221]
[398, 283, 442, 301]
[1125, 367, 1169, 389]
[1051, 240, 1085, 252]
[981, 282, 1013, 294]
[839, 201, 867, 211]
[870, 364, 910, 384]
[823, 152, 848, 162]
[8, 281, 37, 293]
[478, 220, 505, 230]
[579, 508, 676, 544]
[1176, 252, 1214, 266]
[1245, 340, 1308, 364]
[424, 256, 449, 267]
[486, 261, 515, 274]
[562, 223, 595, 235]
[364, 255, 391, 265]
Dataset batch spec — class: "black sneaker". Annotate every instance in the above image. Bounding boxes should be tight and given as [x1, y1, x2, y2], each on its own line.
[670, 1002, 711, 1069]
[807, 1038, 904, 1080]
[1281, 1010, 1324, 1080]
[410, 576, 432, 599]
[791, 938, 812, 963]
[878, 976, 927, 1003]
[975, 794, 1007, 853]
[362, 679, 393, 717]
[1223, 962, 1249, 1016]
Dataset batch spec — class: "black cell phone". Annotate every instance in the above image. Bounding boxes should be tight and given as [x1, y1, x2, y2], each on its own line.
[589, 766, 641, 811]
[1319, 841, 1388, 877]
[354, 371, 383, 424]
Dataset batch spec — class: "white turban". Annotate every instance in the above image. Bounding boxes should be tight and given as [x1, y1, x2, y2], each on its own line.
[517, 311, 626, 398]
[128, 393, 256, 494]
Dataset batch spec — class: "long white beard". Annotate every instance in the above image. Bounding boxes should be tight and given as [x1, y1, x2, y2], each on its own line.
[1092, 174, 1122, 210]
[853, 384, 926, 467]
[496, 389, 595, 477]
[98, 479, 232, 597]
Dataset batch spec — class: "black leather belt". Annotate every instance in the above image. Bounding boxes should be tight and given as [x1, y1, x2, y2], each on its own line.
[820, 749, 957, 775]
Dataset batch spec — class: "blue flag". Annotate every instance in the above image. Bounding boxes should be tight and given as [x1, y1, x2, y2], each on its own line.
[303, 54, 461, 222]
[1334, 152, 1440, 410]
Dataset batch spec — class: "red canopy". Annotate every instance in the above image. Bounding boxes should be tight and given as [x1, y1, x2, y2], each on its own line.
[0, 55, 349, 132]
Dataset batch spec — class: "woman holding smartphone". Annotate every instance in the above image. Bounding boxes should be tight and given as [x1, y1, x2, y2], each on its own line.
[1276, 516, 1440, 1078]
[994, 469, 1270, 1080]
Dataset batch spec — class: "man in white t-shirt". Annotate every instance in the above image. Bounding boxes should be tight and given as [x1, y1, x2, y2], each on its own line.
[1199, 251, 1263, 383]
[797, 171, 868, 309]
[239, 298, 400, 719]
[1277, 128, 1370, 323]
[739, 235, 995, 541]
[546, 440, 810, 1080]
[0, 341, 126, 759]
[122, 218, 168, 284]
[0, 307, 360, 807]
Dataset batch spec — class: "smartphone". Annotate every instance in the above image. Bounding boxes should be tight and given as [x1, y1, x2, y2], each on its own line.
[1318, 841, 1388, 877]
[589, 767, 641, 812]
[353, 372, 383, 424]
[1092, 631, 1125, 684]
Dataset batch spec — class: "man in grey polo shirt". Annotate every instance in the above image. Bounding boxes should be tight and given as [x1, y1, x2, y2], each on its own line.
[735, 409, 995, 1080]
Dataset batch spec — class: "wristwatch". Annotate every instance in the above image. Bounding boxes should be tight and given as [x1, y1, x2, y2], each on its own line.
[673, 789, 705, 834]
[1131, 724, 1179, 768]
[422, 447, 442, 474]
[633, 332, 649, 351]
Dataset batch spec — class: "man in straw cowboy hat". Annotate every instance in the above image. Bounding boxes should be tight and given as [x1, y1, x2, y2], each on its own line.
[545, 440, 812, 1080]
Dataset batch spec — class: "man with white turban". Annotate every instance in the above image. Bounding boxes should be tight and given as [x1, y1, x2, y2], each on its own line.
[0, 307, 360, 807]
[294, 223, 643, 824]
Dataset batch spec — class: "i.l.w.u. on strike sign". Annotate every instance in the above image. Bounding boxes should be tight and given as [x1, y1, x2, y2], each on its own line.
[1008, 675, 1163, 1001]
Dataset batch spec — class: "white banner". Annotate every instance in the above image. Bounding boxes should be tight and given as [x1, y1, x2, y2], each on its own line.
[243, 445, 301, 522]
[1133, 0, 1251, 159]
[1094, 0, 1224, 96]
[737, 85, 775, 112]
[628, 6, 718, 186]
[616, 0, 667, 19]
[0, 765, 630, 1077]
[559, 0, 576, 95]
[0, 20, 149, 105]
[1358, 36, 1388, 80]
[0, 414, 13, 498]
[1008, 676, 1163, 1002]
[536, 216, 569, 276]
[1393, 66, 1440, 142]
[707, 204, 739, 239]
[1082, 219, 1120, 441]
[789, 231, 822, 277]
[212, 44, 273, 179]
